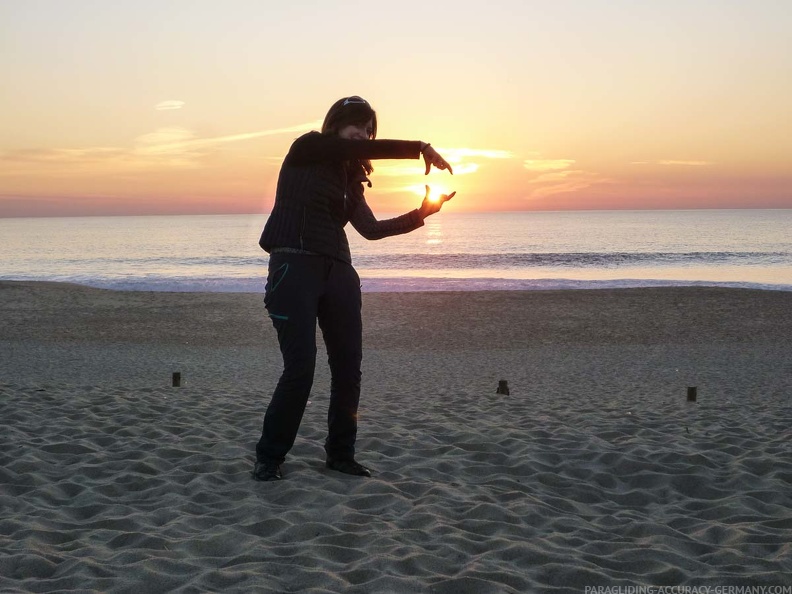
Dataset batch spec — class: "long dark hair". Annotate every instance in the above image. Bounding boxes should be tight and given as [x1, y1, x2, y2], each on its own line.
[321, 95, 377, 177]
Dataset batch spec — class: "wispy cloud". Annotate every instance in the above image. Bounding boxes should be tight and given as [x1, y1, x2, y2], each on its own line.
[532, 170, 583, 182]
[526, 170, 612, 200]
[0, 120, 321, 175]
[0, 147, 124, 163]
[631, 160, 714, 166]
[132, 120, 323, 155]
[523, 159, 576, 171]
[155, 100, 185, 111]
[521, 155, 610, 201]
[134, 127, 197, 155]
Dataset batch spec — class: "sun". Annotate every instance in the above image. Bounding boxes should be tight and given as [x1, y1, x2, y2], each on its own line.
[410, 184, 453, 203]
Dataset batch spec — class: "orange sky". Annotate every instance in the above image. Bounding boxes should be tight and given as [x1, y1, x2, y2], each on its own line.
[1, 1, 790, 217]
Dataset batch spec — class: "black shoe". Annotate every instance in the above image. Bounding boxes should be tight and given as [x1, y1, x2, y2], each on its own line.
[326, 458, 371, 477]
[252, 460, 282, 481]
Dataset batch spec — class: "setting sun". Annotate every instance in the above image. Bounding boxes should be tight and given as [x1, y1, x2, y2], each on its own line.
[410, 184, 454, 204]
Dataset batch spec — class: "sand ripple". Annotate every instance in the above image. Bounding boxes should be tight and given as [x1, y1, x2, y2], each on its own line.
[1, 381, 791, 593]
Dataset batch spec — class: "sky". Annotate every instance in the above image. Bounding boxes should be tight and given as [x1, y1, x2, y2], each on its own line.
[1, 0, 791, 217]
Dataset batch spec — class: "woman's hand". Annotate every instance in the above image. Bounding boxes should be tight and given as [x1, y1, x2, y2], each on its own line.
[419, 185, 456, 219]
[421, 143, 453, 175]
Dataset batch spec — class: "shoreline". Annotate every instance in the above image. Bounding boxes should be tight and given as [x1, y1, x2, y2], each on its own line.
[2, 276, 791, 294]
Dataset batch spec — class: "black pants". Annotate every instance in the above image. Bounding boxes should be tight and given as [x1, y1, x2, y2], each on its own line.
[256, 253, 363, 464]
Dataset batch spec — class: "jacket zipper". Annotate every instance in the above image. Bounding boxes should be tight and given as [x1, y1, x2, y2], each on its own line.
[300, 206, 306, 250]
[339, 168, 348, 254]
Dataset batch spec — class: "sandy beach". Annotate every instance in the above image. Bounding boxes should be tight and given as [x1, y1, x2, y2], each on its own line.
[1, 281, 791, 592]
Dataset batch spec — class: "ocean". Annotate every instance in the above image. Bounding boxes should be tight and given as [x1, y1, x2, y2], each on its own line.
[1, 210, 790, 292]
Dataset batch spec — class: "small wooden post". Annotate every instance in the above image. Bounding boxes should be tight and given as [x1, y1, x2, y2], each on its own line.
[172, 372, 182, 387]
[496, 380, 510, 395]
[687, 386, 697, 402]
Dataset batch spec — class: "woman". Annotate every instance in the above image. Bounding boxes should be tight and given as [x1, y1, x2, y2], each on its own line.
[254, 95, 454, 481]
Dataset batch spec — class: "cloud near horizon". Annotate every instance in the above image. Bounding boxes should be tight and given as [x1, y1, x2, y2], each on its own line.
[631, 160, 714, 166]
[523, 159, 576, 171]
[521, 155, 611, 201]
[131, 121, 324, 156]
[527, 170, 613, 201]
[0, 121, 322, 176]
[155, 100, 185, 111]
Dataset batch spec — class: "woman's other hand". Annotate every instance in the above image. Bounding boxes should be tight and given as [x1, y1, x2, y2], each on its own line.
[421, 143, 453, 175]
[419, 185, 456, 219]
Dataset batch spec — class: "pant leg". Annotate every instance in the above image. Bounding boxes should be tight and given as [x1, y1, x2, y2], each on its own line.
[317, 260, 363, 460]
[256, 254, 324, 464]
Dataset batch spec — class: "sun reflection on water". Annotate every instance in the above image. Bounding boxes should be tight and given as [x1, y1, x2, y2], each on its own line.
[426, 219, 443, 246]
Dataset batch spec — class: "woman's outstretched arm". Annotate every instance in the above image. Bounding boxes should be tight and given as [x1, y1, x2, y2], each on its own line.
[348, 198, 424, 241]
[286, 132, 420, 165]
[286, 132, 454, 174]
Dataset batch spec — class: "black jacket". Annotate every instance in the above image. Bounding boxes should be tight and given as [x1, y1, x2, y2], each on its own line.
[259, 132, 425, 263]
